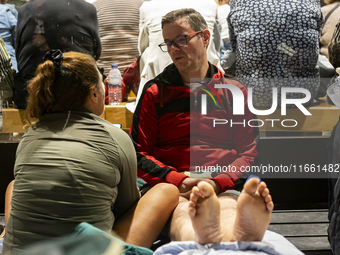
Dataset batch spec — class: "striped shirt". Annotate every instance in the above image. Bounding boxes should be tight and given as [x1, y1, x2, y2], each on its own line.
[93, 0, 144, 74]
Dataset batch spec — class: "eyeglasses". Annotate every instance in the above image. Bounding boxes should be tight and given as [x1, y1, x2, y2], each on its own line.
[158, 31, 203, 52]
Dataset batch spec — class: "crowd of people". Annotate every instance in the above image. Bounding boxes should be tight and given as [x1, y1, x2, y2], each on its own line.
[1, 0, 338, 110]
[0, 0, 340, 254]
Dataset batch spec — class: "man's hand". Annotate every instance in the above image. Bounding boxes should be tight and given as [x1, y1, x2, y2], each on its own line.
[32, 34, 50, 51]
[32, 34, 46, 47]
[178, 178, 193, 199]
[179, 178, 221, 199]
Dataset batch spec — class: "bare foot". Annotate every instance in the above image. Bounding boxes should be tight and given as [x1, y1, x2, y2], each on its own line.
[188, 181, 223, 245]
[232, 178, 274, 242]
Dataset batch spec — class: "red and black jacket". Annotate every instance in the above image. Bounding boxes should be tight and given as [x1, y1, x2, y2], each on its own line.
[130, 63, 258, 192]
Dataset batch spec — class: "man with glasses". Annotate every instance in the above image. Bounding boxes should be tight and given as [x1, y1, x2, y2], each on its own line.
[132, 0, 222, 112]
[130, 8, 258, 241]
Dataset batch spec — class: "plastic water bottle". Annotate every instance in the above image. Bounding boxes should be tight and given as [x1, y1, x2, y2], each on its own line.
[108, 64, 122, 105]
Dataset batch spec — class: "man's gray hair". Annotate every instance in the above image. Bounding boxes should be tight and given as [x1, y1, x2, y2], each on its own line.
[161, 8, 208, 32]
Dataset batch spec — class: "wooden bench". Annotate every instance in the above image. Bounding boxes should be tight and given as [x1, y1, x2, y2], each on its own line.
[269, 209, 331, 255]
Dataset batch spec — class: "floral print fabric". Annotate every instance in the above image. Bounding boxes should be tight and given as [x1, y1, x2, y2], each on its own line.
[228, 0, 323, 107]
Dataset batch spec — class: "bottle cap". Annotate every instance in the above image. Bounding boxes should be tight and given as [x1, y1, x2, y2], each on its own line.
[111, 64, 118, 69]
[336, 67, 340, 75]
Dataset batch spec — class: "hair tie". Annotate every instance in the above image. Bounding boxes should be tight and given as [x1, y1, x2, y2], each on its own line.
[43, 49, 63, 69]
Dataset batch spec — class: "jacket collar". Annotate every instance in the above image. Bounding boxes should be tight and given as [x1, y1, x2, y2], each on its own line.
[152, 62, 223, 88]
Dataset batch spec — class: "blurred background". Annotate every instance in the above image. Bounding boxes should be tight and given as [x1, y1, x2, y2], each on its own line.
[7, 0, 25, 10]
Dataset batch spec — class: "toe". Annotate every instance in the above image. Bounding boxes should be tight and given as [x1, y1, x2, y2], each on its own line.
[267, 201, 274, 211]
[264, 194, 272, 203]
[257, 182, 267, 195]
[244, 177, 260, 194]
[261, 188, 270, 198]
[198, 181, 215, 198]
[188, 201, 197, 218]
[190, 187, 200, 203]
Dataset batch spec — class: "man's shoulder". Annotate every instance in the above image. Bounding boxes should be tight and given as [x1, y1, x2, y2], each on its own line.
[143, 79, 162, 93]
[210, 67, 248, 95]
[148, 63, 182, 87]
[211, 65, 244, 86]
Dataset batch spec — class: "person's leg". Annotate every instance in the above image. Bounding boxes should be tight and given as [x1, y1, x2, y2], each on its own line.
[169, 196, 195, 242]
[232, 177, 273, 242]
[113, 183, 179, 248]
[4, 180, 14, 233]
[169, 186, 237, 243]
[170, 178, 274, 244]
[188, 181, 223, 244]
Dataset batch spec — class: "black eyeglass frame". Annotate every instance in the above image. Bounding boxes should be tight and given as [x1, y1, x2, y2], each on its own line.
[158, 31, 204, 52]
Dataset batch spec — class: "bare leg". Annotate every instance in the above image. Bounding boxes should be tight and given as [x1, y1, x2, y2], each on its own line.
[169, 196, 195, 241]
[4, 180, 14, 234]
[113, 183, 179, 248]
[232, 178, 274, 242]
[188, 182, 223, 244]
[170, 186, 237, 243]
[171, 179, 274, 244]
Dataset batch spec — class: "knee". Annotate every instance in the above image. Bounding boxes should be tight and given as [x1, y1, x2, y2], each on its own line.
[154, 183, 180, 207]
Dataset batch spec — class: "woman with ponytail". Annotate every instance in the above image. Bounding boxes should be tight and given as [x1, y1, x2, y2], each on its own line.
[2, 50, 179, 254]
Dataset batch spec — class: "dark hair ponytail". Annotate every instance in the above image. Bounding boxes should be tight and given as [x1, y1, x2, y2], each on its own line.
[26, 60, 56, 119]
[26, 51, 99, 121]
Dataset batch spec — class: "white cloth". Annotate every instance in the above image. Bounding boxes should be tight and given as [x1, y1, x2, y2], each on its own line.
[130, 0, 222, 112]
[154, 230, 303, 255]
[218, 4, 230, 41]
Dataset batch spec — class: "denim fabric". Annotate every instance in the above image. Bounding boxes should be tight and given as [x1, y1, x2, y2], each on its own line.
[0, 4, 17, 71]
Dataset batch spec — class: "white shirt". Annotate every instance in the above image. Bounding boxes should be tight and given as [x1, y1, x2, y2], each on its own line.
[218, 4, 230, 41]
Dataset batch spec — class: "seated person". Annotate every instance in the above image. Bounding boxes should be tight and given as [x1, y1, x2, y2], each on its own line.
[131, 8, 257, 196]
[228, 0, 323, 108]
[133, 0, 223, 110]
[130, 8, 258, 242]
[14, 0, 101, 109]
[2, 50, 179, 255]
